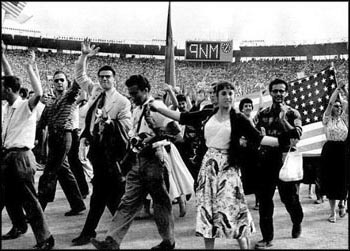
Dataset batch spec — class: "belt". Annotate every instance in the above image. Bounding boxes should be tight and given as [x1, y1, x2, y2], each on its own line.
[50, 128, 73, 134]
[2, 147, 30, 155]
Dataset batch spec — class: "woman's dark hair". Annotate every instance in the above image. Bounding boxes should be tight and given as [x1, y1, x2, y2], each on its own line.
[53, 70, 71, 88]
[239, 98, 253, 112]
[176, 94, 186, 103]
[215, 80, 235, 96]
[125, 74, 151, 92]
[98, 65, 116, 77]
[1, 76, 21, 93]
[269, 78, 289, 92]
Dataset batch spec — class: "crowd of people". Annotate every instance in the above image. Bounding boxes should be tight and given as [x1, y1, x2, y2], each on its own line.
[1, 38, 348, 250]
[3, 48, 349, 99]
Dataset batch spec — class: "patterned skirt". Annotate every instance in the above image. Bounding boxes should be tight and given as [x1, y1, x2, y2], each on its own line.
[195, 148, 255, 239]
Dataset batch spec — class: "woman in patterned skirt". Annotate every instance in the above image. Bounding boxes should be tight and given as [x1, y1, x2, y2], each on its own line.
[150, 81, 280, 249]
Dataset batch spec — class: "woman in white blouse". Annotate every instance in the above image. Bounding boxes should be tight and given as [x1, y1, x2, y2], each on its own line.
[321, 81, 348, 223]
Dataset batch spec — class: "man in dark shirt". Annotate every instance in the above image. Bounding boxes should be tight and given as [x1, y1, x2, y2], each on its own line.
[254, 79, 304, 249]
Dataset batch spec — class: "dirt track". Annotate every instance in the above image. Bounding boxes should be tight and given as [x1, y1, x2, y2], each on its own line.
[1, 171, 348, 250]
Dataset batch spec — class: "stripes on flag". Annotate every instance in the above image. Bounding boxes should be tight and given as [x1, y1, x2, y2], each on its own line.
[235, 65, 336, 156]
[2, 1, 26, 19]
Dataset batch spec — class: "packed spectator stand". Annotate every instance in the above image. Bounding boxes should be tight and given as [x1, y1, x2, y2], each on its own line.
[3, 48, 348, 99]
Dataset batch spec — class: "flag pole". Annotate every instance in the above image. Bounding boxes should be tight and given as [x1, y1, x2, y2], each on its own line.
[165, 1, 176, 88]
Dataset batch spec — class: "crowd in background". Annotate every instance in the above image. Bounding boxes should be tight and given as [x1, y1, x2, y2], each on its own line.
[4, 49, 348, 98]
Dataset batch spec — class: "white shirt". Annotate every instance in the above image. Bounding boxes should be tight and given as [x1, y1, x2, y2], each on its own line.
[2, 97, 37, 149]
[36, 101, 45, 122]
[323, 112, 348, 141]
[72, 106, 79, 130]
[130, 97, 172, 138]
[204, 115, 231, 150]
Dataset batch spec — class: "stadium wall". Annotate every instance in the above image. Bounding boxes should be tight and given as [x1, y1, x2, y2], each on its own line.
[1, 33, 348, 59]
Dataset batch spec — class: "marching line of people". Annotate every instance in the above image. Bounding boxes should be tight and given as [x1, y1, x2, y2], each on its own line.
[1, 38, 349, 250]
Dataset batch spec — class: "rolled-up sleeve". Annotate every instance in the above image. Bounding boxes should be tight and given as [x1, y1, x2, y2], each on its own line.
[75, 60, 95, 95]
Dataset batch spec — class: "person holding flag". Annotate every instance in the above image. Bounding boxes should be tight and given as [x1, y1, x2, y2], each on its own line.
[254, 78, 304, 249]
[320, 80, 348, 223]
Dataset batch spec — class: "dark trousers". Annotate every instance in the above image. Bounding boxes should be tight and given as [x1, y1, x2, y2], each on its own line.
[68, 129, 89, 197]
[38, 131, 85, 211]
[80, 174, 125, 236]
[256, 148, 304, 242]
[1, 165, 26, 230]
[105, 147, 175, 245]
[1, 149, 51, 244]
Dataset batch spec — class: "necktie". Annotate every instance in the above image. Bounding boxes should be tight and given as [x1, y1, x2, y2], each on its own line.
[97, 92, 106, 109]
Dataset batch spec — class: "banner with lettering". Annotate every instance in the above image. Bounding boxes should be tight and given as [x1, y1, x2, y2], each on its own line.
[185, 40, 233, 62]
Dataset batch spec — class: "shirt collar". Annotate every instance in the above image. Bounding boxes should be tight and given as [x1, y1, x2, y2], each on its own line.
[10, 96, 22, 109]
[104, 87, 116, 98]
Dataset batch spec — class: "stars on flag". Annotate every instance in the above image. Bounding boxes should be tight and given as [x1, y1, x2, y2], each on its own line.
[286, 65, 336, 125]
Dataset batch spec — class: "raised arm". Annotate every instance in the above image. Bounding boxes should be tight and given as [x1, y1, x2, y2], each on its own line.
[324, 81, 346, 117]
[75, 38, 100, 94]
[1, 40, 14, 76]
[149, 99, 181, 121]
[24, 50, 43, 110]
[164, 84, 179, 110]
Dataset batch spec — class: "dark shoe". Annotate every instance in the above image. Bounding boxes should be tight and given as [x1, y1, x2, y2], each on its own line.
[72, 232, 96, 246]
[292, 224, 302, 238]
[1, 226, 28, 240]
[64, 207, 85, 216]
[91, 236, 119, 250]
[33, 235, 55, 250]
[339, 206, 347, 218]
[255, 239, 273, 249]
[151, 240, 175, 250]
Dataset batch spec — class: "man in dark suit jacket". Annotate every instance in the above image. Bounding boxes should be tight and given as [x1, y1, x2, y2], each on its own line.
[72, 38, 132, 246]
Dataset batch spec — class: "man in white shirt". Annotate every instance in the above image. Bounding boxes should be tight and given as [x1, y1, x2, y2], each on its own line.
[91, 75, 176, 250]
[1, 44, 54, 249]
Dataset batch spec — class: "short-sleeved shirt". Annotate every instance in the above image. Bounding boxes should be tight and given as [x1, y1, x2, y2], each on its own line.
[204, 115, 231, 150]
[130, 97, 172, 138]
[323, 112, 348, 141]
[2, 97, 37, 149]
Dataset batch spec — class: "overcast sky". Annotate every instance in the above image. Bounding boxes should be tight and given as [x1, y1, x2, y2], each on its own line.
[2, 1, 348, 48]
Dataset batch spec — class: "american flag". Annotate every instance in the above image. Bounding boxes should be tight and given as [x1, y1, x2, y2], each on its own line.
[235, 65, 336, 156]
[2, 2, 26, 19]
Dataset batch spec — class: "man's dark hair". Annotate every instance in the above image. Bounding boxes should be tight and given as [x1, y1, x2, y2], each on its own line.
[19, 87, 29, 98]
[125, 75, 151, 92]
[239, 98, 253, 112]
[176, 94, 186, 103]
[1, 76, 21, 93]
[215, 80, 235, 96]
[53, 70, 71, 88]
[269, 78, 289, 92]
[98, 65, 116, 77]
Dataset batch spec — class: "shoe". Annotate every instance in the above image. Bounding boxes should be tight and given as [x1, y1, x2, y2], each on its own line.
[64, 207, 85, 216]
[255, 239, 273, 249]
[314, 199, 323, 204]
[151, 240, 175, 250]
[328, 214, 336, 223]
[1, 226, 28, 240]
[292, 224, 302, 238]
[339, 206, 347, 218]
[33, 235, 55, 250]
[72, 232, 96, 246]
[91, 236, 119, 250]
